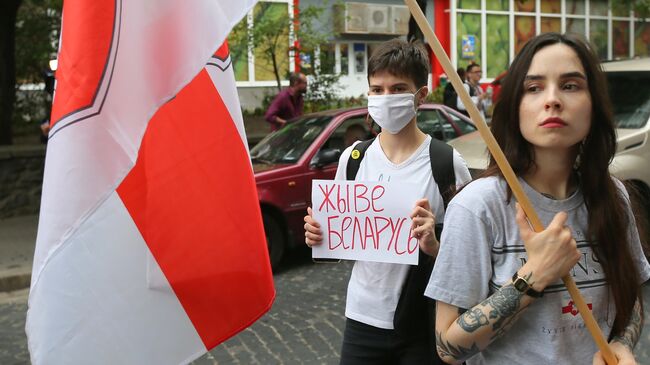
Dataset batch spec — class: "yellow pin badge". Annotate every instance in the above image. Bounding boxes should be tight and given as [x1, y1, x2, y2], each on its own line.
[351, 149, 361, 159]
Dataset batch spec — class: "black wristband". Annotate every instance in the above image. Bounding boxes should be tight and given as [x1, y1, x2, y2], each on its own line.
[511, 272, 544, 298]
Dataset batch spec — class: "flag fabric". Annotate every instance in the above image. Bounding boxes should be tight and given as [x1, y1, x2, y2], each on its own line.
[25, 1, 275, 364]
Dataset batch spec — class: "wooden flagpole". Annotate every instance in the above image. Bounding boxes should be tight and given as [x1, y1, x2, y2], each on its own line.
[402, 1, 616, 363]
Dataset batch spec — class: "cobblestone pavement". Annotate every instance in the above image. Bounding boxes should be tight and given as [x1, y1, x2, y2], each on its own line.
[2, 249, 650, 364]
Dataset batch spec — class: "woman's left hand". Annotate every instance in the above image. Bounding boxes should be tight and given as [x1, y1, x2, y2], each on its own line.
[592, 342, 636, 365]
[410, 198, 438, 257]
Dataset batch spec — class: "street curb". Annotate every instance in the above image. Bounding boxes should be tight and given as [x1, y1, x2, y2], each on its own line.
[0, 268, 31, 292]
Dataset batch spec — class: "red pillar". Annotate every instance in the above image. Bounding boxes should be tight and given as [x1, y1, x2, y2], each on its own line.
[293, 0, 301, 73]
[432, 0, 451, 87]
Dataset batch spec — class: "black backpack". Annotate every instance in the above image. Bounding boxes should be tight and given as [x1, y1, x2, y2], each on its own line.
[444, 82, 477, 115]
[442, 83, 458, 110]
[346, 137, 454, 363]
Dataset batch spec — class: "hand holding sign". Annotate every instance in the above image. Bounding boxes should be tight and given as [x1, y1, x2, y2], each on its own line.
[410, 198, 438, 257]
[309, 179, 422, 265]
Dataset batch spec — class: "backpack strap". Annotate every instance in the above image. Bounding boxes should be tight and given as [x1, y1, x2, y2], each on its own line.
[428, 138, 456, 209]
[345, 138, 375, 180]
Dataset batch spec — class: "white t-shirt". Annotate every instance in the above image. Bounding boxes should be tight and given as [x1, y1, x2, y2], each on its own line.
[457, 82, 490, 119]
[426, 176, 650, 364]
[335, 134, 472, 329]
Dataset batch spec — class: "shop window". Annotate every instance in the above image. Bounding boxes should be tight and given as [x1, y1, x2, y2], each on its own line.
[613, 21, 630, 59]
[541, 17, 561, 34]
[635, 22, 650, 58]
[541, 0, 561, 14]
[566, 18, 586, 37]
[457, 13, 481, 70]
[515, 16, 535, 54]
[589, 19, 608, 59]
[612, 3, 630, 17]
[566, 0, 585, 15]
[590, 0, 608, 16]
[458, 0, 480, 10]
[300, 47, 316, 76]
[320, 44, 336, 75]
[486, 15, 509, 79]
[340, 44, 349, 75]
[354, 43, 366, 74]
[486, 0, 508, 12]
[515, 0, 535, 13]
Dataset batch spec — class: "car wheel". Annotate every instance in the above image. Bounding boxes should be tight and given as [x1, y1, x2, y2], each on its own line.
[263, 211, 285, 271]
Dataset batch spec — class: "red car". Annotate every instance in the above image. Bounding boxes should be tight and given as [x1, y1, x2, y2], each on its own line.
[251, 104, 477, 269]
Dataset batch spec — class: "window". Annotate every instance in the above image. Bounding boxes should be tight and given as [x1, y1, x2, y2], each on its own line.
[447, 111, 478, 135]
[417, 110, 457, 141]
[322, 117, 370, 153]
[452, 0, 649, 81]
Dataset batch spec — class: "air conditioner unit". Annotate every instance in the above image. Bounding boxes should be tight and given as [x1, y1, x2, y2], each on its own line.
[391, 5, 409, 35]
[367, 5, 391, 34]
[343, 2, 369, 34]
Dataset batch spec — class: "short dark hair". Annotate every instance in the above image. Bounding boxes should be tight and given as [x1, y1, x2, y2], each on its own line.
[466, 63, 480, 73]
[289, 72, 304, 86]
[367, 39, 430, 88]
[456, 67, 466, 80]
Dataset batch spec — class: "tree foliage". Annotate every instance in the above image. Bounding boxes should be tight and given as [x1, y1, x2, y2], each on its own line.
[15, 0, 62, 84]
[0, 0, 62, 144]
[229, 2, 333, 91]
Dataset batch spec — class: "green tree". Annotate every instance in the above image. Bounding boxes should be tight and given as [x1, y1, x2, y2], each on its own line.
[0, 0, 22, 145]
[0, 0, 62, 145]
[229, 2, 333, 91]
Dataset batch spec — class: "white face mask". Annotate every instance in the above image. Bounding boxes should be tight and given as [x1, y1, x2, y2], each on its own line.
[367, 89, 421, 134]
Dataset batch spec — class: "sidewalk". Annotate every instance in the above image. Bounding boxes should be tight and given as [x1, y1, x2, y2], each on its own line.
[0, 215, 37, 292]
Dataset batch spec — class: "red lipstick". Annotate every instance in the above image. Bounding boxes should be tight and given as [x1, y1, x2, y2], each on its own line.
[540, 117, 567, 128]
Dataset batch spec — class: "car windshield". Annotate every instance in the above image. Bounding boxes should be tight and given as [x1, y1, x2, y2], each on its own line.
[250, 115, 332, 164]
[607, 71, 650, 129]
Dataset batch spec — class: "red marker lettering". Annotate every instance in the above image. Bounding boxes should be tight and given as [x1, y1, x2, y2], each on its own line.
[363, 216, 376, 250]
[328, 215, 342, 249]
[318, 183, 336, 213]
[371, 185, 385, 212]
[354, 184, 370, 213]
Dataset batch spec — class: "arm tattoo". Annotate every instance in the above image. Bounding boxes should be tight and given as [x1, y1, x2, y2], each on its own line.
[436, 330, 480, 362]
[612, 300, 642, 350]
[456, 308, 489, 332]
[441, 284, 526, 360]
[483, 285, 524, 335]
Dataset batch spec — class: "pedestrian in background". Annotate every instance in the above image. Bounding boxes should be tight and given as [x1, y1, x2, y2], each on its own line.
[443, 67, 466, 112]
[264, 72, 307, 131]
[428, 32, 649, 364]
[457, 63, 491, 120]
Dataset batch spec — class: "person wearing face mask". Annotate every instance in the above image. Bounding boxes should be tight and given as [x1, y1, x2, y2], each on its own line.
[303, 39, 471, 365]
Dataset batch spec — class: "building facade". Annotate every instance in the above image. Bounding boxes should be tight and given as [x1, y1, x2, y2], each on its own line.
[232, 0, 650, 110]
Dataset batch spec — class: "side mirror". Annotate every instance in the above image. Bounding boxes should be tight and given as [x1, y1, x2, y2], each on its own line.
[311, 148, 341, 168]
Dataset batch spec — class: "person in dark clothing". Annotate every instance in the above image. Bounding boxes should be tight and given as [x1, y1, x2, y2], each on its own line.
[264, 72, 308, 131]
[442, 68, 466, 111]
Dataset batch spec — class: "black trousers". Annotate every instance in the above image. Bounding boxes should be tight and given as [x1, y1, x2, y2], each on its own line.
[339, 318, 443, 365]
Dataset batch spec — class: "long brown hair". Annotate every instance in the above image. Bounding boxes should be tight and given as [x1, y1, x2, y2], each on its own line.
[485, 32, 641, 337]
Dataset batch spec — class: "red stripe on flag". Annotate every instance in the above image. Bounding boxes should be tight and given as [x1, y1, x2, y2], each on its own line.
[51, 0, 115, 125]
[117, 69, 275, 348]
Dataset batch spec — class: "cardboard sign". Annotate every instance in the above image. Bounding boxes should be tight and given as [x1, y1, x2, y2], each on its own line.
[311, 179, 420, 265]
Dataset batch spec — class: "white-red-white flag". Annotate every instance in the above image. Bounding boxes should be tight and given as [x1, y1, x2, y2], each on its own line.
[25, 1, 275, 364]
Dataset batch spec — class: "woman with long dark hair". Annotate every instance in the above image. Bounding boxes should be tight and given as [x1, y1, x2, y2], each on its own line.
[425, 32, 650, 364]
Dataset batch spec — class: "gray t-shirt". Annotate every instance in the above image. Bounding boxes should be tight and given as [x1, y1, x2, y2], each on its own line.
[426, 176, 650, 364]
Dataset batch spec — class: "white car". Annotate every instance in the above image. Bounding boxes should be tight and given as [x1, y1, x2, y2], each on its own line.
[449, 58, 650, 208]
